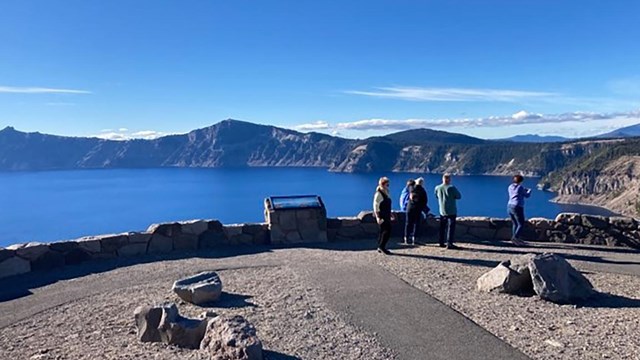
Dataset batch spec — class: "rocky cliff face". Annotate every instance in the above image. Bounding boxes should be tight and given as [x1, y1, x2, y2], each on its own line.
[549, 156, 640, 217]
[0, 120, 634, 181]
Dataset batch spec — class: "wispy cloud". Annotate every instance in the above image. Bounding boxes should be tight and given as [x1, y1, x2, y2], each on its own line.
[93, 129, 167, 141]
[292, 109, 640, 134]
[345, 86, 557, 102]
[294, 121, 330, 131]
[0, 86, 91, 94]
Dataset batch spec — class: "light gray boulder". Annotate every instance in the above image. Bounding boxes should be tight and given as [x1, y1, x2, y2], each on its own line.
[477, 261, 532, 294]
[173, 271, 223, 305]
[528, 253, 595, 304]
[200, 315, 263, 360]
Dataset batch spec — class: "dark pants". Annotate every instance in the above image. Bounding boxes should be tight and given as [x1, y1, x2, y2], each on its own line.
[378, 218, 392, 250]
[404, 210, 421, 239]
[438, 215, 457, 246]
[508, 205, 526, 239]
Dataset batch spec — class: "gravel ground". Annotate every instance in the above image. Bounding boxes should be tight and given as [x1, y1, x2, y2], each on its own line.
[0, 240, 638, 360]
[372, 242, 640, 360]
[0, 265, 394, 360]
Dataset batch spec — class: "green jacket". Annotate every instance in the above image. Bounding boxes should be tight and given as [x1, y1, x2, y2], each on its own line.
[434, 184, 462, 216]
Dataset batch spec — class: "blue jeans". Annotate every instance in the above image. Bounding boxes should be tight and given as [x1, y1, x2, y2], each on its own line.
[404, 210, 421, 239]
[508, 205, 526, 239]
[438, 215, 457, 245]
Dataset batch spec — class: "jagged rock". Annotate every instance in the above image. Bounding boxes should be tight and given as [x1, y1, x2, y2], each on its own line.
[357, 211, 377, 223]
[158, 303, 210, 349]
[554, 213, 582, 225]
[479, 253, 594, 304]
[8, 242, 49, 261]
[200, 315, 263, 360]
[581, 215, 609, 229]
[609, 216, 637, 230]
[173, 272, 223, 305]
[477, 261, 532, 294]
[180, 220, 210, 236]
[134, 303, 211, 349]
[528, 253, 595, 304]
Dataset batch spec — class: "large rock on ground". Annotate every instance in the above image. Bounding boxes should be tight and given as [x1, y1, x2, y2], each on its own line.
[173, 271, 223, 305]
[134, 303, 210, 349]
[477, 261, 532, 294]
[529, 253, 595, 304]
[200, 315, 263, 360]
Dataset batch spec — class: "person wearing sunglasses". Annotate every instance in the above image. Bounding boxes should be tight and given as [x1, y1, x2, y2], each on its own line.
[373, 176, 395, 254]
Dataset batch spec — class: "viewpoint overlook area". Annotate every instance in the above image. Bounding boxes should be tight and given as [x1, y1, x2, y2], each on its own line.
[1, 209, 639, 360]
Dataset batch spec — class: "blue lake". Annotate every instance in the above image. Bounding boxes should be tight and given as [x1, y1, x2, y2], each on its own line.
[0, 168, 616, 246]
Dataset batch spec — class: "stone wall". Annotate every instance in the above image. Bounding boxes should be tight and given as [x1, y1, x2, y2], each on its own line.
[1, 212, 638, 280]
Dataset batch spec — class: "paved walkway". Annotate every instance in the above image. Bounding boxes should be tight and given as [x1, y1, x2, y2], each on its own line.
[1, 240, 638, 359]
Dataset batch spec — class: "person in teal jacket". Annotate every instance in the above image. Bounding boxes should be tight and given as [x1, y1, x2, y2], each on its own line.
[434, 173, 462, 249]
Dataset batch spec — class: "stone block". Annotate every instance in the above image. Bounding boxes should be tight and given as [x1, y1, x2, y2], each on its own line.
[242, 223, 268, 235]
[31, 250, 65, 271]
[495, 226, 513, 241]
[9, 242, 49, 261]
[529, 218, 554, 230]
[228, 234, 255, 245]
[118, 243, 148, 257]
[285, 231, 302, 243]
[198, 229, 226, 249]
[568, 225, 588, 238]
[299, 225, 327, 243]
[147, 222, 182, 237]
[173, 234, 199, 251]
[326, 218, 342, 229]
[336, 224, 366, 238]
[459, 217, 493, 228]
[362, 223, 379, 235]
[63, 248, 91, 265]
[77, 237, 102, 253]
[0, 256, 31, 278]
[173, 271, 223, 305]
[327, 229, 338, 242]
[207, 220, 224, 232]
[338, 217, 361, 227]
[148, 234, 173, 254]
[200, 316, 263, 360]
[357, 211, 377, 223]
[223, 224, 243, 238]
[467, 226, 496, 240]
[0, 248, 15, 262]
[554, 213, 582, 225]
[609, 216, 637, 230]
[488, 218, 510, 228]
[180, 220, 209, 236]
[100, 234, 130, 253]
[49, 241, 79, 253]
[278, 211, 298, 231]
[129, 232, 152, 244]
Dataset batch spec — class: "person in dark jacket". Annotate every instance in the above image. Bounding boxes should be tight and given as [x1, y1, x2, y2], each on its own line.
[405, 177, 429, 245]
[508, 174, 532, 246]
[373, 176, 395, 254]
[400, 179, 416, 244]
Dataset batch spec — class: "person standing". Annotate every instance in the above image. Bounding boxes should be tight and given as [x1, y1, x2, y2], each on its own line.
[508, 174, 532, 246]
[405, 177, 429, 245]
[373, 176, 394, 254]
[400, 178, 416, 244]
[434, 173, 462, 249]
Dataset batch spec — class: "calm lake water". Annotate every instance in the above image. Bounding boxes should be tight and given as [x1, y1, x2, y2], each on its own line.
[0, 168, 616, 246]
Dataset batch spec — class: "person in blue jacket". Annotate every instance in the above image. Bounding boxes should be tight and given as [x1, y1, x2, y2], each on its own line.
[399, 179, 415, 244]
[507, 174, 532, 246]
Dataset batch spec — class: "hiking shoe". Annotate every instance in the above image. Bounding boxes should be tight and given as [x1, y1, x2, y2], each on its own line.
[438, 243, 446, 248]
[411, 237, 416, 245]
[446, 244, 461, 250]
[403, 237, 409, 245]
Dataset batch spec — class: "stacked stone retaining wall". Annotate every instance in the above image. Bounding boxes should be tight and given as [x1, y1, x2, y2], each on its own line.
[1, 213, 638, 279]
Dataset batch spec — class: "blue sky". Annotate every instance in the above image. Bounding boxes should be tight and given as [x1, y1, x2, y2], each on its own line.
[1, 0, 639, 140]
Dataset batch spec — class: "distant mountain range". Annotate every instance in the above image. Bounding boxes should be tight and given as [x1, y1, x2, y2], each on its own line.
[1, 119, 639, 176]
[498, 134, 570, 143]
[596, 123, 640, 139]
